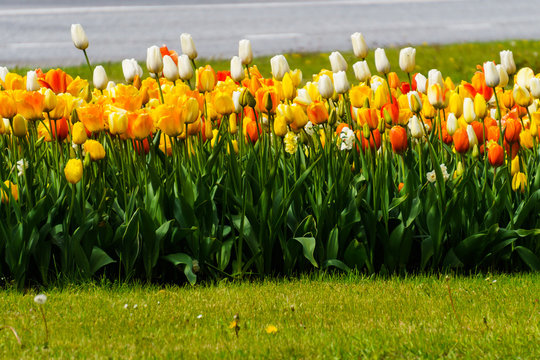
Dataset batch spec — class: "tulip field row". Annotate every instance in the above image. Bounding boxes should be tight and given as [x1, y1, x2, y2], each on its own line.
[0, 26, 539, 288]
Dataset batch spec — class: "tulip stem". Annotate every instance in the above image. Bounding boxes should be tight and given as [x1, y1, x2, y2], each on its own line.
[245, 65, 251, 79]
[383, 73, 393, 104]
[155, 75, 165, 104]
[83, 49, 93, 74]
[407, 73, 412, 90]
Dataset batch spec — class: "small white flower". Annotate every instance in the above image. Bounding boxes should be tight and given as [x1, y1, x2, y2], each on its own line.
[124, 304, 128, 309]
[304, 121, 316, 136]
[34, 294, 47, 305]
[339, 126, 355, 151]
[492, 279, 497, 284]
[157, 301, 161, 305]
[17, 159, 28, 176]
[426, 170, 436, 183]
[133, 304, 138, 309]
[197, 314, 203, 319]
[440, 164, 450, 181]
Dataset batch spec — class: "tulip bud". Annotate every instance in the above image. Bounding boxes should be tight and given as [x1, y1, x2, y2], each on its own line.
[329, 51, 348, 73]
[471, 144, 479, 159]
[513, 85, 532, 107]
[516, 67, 534, 89]
[352, 61, 371, 83]
[333, 71, 350, 94]
[448, 92, 463, 117]
[399, 47, 416, 73]
[180, 33, 197, 60]
[162, 55, 179, 82]
[240, 88, 256, 108]
[500, 50, 516, 75]
[415, 73, 427, 94]
[374, 48, 390, 74]
[362, 123, 370, 139]
[318, 74, 334, 99]
[230, 56, 245, 82]
[407, 91, 422, 113]
[238, 39, 253, 65]
[496, 65, 509, 88]
[72, 121, 87, 145]
[483, 62, 499, 87]
[178, 54, 194, 81]
[463, 97, 476, 123]
[229, 113, 238, 135]
[428, 69, 443, 88]
[351, 32, 368, 59]
[473, 93, 487, 119]
[270, 54, 290, 81]
[26, 70, 40, 91]
[64, 158, 83, 185]
[12, 114, 27, 137]
[71, 24, 89, 50]
[446, 113, 458, 136]
[93, 65, 108, 90]
[466, 124, 478, 147]
[529, 78, 540, 99]
[122, 58, 143, 83]
[408, 115, 424, 139]
[146, 45, 163, 74]
[328, 107, 337, 126]
[0, 67, 8, 82]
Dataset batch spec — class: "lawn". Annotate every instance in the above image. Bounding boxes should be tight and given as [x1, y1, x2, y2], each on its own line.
[1, 274, 538, 359]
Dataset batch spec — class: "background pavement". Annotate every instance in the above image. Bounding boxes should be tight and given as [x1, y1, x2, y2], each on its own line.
[1, 0, 540, 67]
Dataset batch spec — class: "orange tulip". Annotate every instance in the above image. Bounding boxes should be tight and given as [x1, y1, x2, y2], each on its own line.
[1, 181, 18, 203]
[14, 90, 45, 121]
[255, 87, 279, 114]
[78, 104, 105, 133]
[128, 111, 153, 140]
[470, 121, 484, 144]
[245, 119, 262, 143]
[357, 128, 381, 151]
[307, 101, 328, 125]
[0, 91, 17, 119]
[488, 143, 504, 167]
[153, 104, 183, 137]
[37, 68, 73, 94]
[504, 119, 521, 143]
[453, 128, 469, 153]
[389, 126, 408, 154]
[357, 108, 378, 130]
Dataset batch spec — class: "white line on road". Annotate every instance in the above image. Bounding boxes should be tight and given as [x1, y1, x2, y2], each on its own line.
[1, 0, 465, 16]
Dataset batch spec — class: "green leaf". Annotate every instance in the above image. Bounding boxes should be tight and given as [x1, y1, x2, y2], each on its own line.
[326, 227, 339, 260]
[292, 237, 318, 268]
[322, 259, 351, 272]
[90, 247, 116, 275]
[162, 253, 197, 285]
[515, 246, 540, 271]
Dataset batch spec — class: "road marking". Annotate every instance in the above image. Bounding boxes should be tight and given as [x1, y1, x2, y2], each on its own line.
[1, 0, 466, 16]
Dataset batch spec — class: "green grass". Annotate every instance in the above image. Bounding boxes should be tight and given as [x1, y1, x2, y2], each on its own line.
[10, 39, 540, 84]
[1, 274, 538, 359]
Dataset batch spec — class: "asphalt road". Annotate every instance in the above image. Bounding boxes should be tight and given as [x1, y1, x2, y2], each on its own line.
[1, 0, 540, 67]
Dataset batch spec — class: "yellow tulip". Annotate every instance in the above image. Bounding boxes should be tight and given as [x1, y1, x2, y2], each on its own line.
[473, 93, 487, 119]
[519, 129, 533, 149]
[83, 139, 106, 161]
[282, 72, 296, 101]
[213, 91, 235, 115]
[1, 180, 18, 203]
[512, 172, 527, 193]
[64, 159, 83, 184]
[448, 91, 463, 117]
[0, 91, 17, 119]
[12, 114, 27, 137]
[72, 122, 87, 145]
[274, 115, 288, 137]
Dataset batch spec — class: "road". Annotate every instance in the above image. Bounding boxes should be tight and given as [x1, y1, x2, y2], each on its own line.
[1, 0, 539, 67]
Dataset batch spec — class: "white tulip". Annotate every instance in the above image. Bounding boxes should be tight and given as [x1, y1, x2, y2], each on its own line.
[270, 55, 289, 81]
[238, 39, 253, 65]
[466, 124, 478, 147]
[415, 73, 427, 94]
[230, 56, 244, 82]
[162, 55, 179, 82]
[353, 61, 371, 83]
[483, 62, 499, 87]
[516, 67, 534, 89]
[500, 50, 516, 75]
[351, 32, 368, 59]
[329, 51, 347, 73]
[294, 89, 312, 106]
[121, 59, 143, 83]
[146, 45, 163, 74]
[408, 115, 424, 139]
[446, 113, 458, 136]
[178, 54, 193, 81]
[70, 24, 88, 50]
[496, 64, 509, 88]
[428, 69, 443, 88]
[0, 67, 8, 82]
[463, 97, 476, 124]
[529, 77, 540, 99]
[399, 47, 416, 73]
[374, 48, 390, 74]
[318, 74, 334, 99]
[93, 65, 108, 90]
[232, 90, 242, 113]
[180, 33, 197, 60]
[333, 71, 350, 94]
[26, 70, 40, 91]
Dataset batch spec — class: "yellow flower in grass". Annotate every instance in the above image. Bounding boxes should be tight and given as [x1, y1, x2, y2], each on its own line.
[265, 325, 278, 334]
[64, 159, 83, 184]
[512, 172, 527, 193]
[83, 140, 105, 161]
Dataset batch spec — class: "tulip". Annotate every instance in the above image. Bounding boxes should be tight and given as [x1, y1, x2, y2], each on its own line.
[329, 51, 347, 73]
[466, 124, 478, 147]
[129, 112, 153, 140]
[415, 73, 427, 93]
[270, 55, 290, 81]
[71, 24, 89, 50]
[146, 46, 163, 74]
[108, 111, 128, 135]
[84, 139, 106, 161]
[238, 39, 253, 65]
[333, 71, 350, 94]
[64, 159, 83, 184]
[453, 128, 469, 153]
[43, 89, 57, 113]
[505, 119, 521, 143]
[0, 92, 17, 119]
[352, 61, 371, 83]
[232, 91, 242, 113]
[390, 126, 408, 154]
[318, 74, 334, 99]
[512, 172, 527, 193]
[513, 85, 532, 107]
[196, 65, 216, 92]
[428, 69, 443, 88]
[282, 72, 296, 100]
[351, 32, 368, 59]
[483, 62, 499, 87]
[162, 55, 179, 82]
[529, 78, 540, 99]
[500, 50, 516, 75]
[180, 33, 198, 60]
[274, 116, 288, 137]
[446, 113, 458, 136]
[12, 114, 27, 137]
[516, 67, 534, 89]
[230, 56, 245, 82]
[487, 143, 504, 167]
[473, 93, 487, 119]
[399, 47, 416, 73]
[408, 115, 424, 139]
[1, 181, 18, 203]
[72, 121, 87, 145]
[427, 84, 444, 109]
[495, 65, 509, 88]
[178, 55, 194, 81]
[307, 101, 328, 125]
[214, 92, 235, 116]
[463, 97, 476, 123]
[122, 59, 143, 83]
[93, 65, 108, 90]
[0, 67, 8, 82]
[26, 70, 40, 91]
[407, 91, 422, 113]
[182, 97, 200, 124]
[374, 48, 390, 74]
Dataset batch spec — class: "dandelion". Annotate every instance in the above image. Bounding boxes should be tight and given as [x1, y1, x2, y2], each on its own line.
[265, 325, 278, 334]
[34, 294, 47, 305]
[284, 132, 298, 154]
[34, 293, 49, 348]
